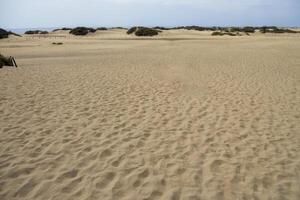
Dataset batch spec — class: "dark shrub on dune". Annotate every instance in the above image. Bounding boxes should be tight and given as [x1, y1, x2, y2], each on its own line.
[25, 30, 41, 34]
[260, 26, 278, 33]
[186, 26, 206, 31]
[24, 30, 35, 34]
[229, 27, 242, 32]
[274, 29, 297, 33]
[153, 26, 170, 30]
[0, 28, 21, 39]
[89, 28, 97, 33]
[265, 26, 278, 30]
[62, 27, 72, 31]
[260, 26, 269, 33]
[226, 32, 238, 36]
[127, 27, 159, 36]
[40, 31, 49, 34]
[52, 42, 63, 45]
[53, 27, 73, 32]
[282, 29, 298, 33]
[111, 27, 127, 30]
[25, 30, 49, 34]
[127, 27, 138, 34]
[213, 27, 255, 34]
[70, 28, 89, 35]
[135, 27, 159, 36]
[211, 31, 223, 36]
[243, 27, 255, 33]
[69, 27, 96, 35]
[97, 27, 108, 31]
[0, 28, 9, 39]
[170, 26, 213, 31]
[270, 28, 297, 33]
[171, 26, 183, 30]
[208, 27, 218, 31]
[269, 29, 286, 33]
[225, 27, 255, 34]
[259, 26, 298, 34]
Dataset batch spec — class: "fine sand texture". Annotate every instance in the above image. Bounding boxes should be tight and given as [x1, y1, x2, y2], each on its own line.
[1, 30, 300, 200]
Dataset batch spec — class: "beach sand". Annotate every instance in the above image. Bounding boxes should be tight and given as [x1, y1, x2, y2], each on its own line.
[1, 29, 300, 200]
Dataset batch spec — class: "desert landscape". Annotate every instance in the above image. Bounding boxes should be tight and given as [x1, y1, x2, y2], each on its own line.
[0, 28, 300, 200]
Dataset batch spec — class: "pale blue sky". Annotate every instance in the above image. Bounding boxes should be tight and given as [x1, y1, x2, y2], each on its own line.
[0, 0, 299, 29]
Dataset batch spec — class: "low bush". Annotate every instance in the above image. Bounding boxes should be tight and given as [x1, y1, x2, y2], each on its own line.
[110, 27, 127, 29]
[53, 27, 72, 32]
[127, 27, 138, 34]
[52, 42, 63, 45]
[153, 26, 170, 30]
[70, 28, 88, 35]
[283, 29, 298, 33]
[97, 27, 108, 31]
[25, 30, 40, 34]
[62, 27, 72, 31]
[127, 27, 159, 36]
[243, 27, 255, 33]
[69, 27, 97, 35]
[226, 32, 237, 36]
[135, 27, 159, 36]
[25, 30, 49, 34]
[0, 28, 9, 39]
[259, 26, 298, 34]
[211, 31, 223, 36]
[0, 28, 21, 39]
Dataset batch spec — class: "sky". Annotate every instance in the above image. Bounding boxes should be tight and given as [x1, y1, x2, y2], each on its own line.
[0, 0, 299, 29]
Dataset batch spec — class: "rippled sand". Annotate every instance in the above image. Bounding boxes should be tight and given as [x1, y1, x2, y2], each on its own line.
[1, 30, 300, 200]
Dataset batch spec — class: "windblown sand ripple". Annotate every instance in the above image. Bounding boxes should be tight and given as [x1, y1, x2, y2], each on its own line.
[1, 31, 300, 200]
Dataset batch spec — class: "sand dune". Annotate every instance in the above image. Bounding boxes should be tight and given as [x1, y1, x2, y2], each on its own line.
[0, 30, 300, 200]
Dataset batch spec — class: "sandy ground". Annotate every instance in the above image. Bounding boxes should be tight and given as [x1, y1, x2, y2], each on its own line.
[0, 29, 300, 200]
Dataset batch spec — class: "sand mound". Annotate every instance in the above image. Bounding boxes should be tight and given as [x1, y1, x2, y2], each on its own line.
[0, 31, 299, 200]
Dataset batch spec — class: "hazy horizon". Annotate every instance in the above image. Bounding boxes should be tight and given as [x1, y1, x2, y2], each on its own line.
[1, 0, 300, 30]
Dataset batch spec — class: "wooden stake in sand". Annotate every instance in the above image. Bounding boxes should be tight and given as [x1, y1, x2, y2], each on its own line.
[11, 57, 18, 67]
